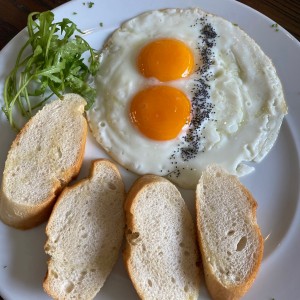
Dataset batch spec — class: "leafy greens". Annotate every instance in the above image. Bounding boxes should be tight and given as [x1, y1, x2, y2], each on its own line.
[2, 11, 99, 130]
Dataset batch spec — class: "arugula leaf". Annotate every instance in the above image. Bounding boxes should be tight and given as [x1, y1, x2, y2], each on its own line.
[2, 11, 99, 130]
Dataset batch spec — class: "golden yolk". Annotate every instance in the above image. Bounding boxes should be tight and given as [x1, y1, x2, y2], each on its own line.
[137, 38, 194, 82]
[129, 86, 191, 141]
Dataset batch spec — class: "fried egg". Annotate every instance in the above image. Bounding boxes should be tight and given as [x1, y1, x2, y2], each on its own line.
[87, 8, 287, 189]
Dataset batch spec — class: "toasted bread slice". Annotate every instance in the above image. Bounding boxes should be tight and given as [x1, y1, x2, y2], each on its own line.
[195, 164, 264, 300]
[0, 94, 87, 229]
[43, 159, 125, 300]
[123, 175, 201, 300]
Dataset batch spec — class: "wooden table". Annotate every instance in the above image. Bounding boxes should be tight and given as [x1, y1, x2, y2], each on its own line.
[0, 0, 299, 49]
[0, 1, 299, 299]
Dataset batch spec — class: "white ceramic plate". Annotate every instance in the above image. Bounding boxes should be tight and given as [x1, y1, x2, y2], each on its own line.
[0, 0, 299, 299]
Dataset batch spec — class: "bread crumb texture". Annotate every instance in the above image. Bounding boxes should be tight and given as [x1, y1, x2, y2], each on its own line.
[124, 175, 201, 300]
[196, 164, 263, 299]
[44, 159, 125, 300]
[3, 94, 86, 205]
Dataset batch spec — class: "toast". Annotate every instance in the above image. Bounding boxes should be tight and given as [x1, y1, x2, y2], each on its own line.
[195, 164, 264, 300]
[123, 175, 201, 300]
[0, 93, 87, 229]
[43, 159, 125, 300]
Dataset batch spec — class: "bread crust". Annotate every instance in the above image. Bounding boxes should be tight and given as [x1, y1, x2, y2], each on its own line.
[0, 94, 87, 229]
[195, 165, 264, 300]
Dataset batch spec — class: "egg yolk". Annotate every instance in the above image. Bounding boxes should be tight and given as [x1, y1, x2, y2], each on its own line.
[137, 38, 194, 82]
[129, 86, 191, 141]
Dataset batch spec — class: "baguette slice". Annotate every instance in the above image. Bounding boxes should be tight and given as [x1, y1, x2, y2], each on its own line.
[195, 164, 264, 300]
[124, 175, 201, 300]
[43, 159, 125, 300]
[0, 94, 87, 229]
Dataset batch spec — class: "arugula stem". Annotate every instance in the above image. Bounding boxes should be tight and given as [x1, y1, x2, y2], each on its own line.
[45, 24, 57, 61]
[8, 75, 34, 122]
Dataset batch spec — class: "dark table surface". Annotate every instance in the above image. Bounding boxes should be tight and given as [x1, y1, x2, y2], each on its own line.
[0, 0, 299, 50]
[0, 0, 299, 299]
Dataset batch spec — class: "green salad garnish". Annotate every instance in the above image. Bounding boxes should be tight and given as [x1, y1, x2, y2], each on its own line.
[2, 11, 99, 130]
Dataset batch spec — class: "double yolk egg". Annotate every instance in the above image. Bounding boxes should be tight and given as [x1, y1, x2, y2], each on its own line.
[130, 38, 193, 141]
[87, 8, 287, 189]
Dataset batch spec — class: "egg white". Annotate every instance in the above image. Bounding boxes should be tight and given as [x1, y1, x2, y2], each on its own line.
[87, 8, 287, 189]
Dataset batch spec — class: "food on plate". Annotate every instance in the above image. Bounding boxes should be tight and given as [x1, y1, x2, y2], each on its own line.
[123, 175, 201, 300]
[0, 94, 87, 229]
[195, 164, 264, 300]
[2, 11, 99, 130]
[87, 8, 287, 189]
[43, 159, 125, 300]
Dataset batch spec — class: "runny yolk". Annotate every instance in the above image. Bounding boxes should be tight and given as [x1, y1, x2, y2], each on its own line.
[129, 86, 191, 141]
[137, 38, 194, 82]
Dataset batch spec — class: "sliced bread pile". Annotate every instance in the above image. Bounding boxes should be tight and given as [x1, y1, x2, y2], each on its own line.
[196, 164, 264, 300]
[0, 89, 263, 300]
[43, 159, 125, 300]
[0, 93, 87, 229]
